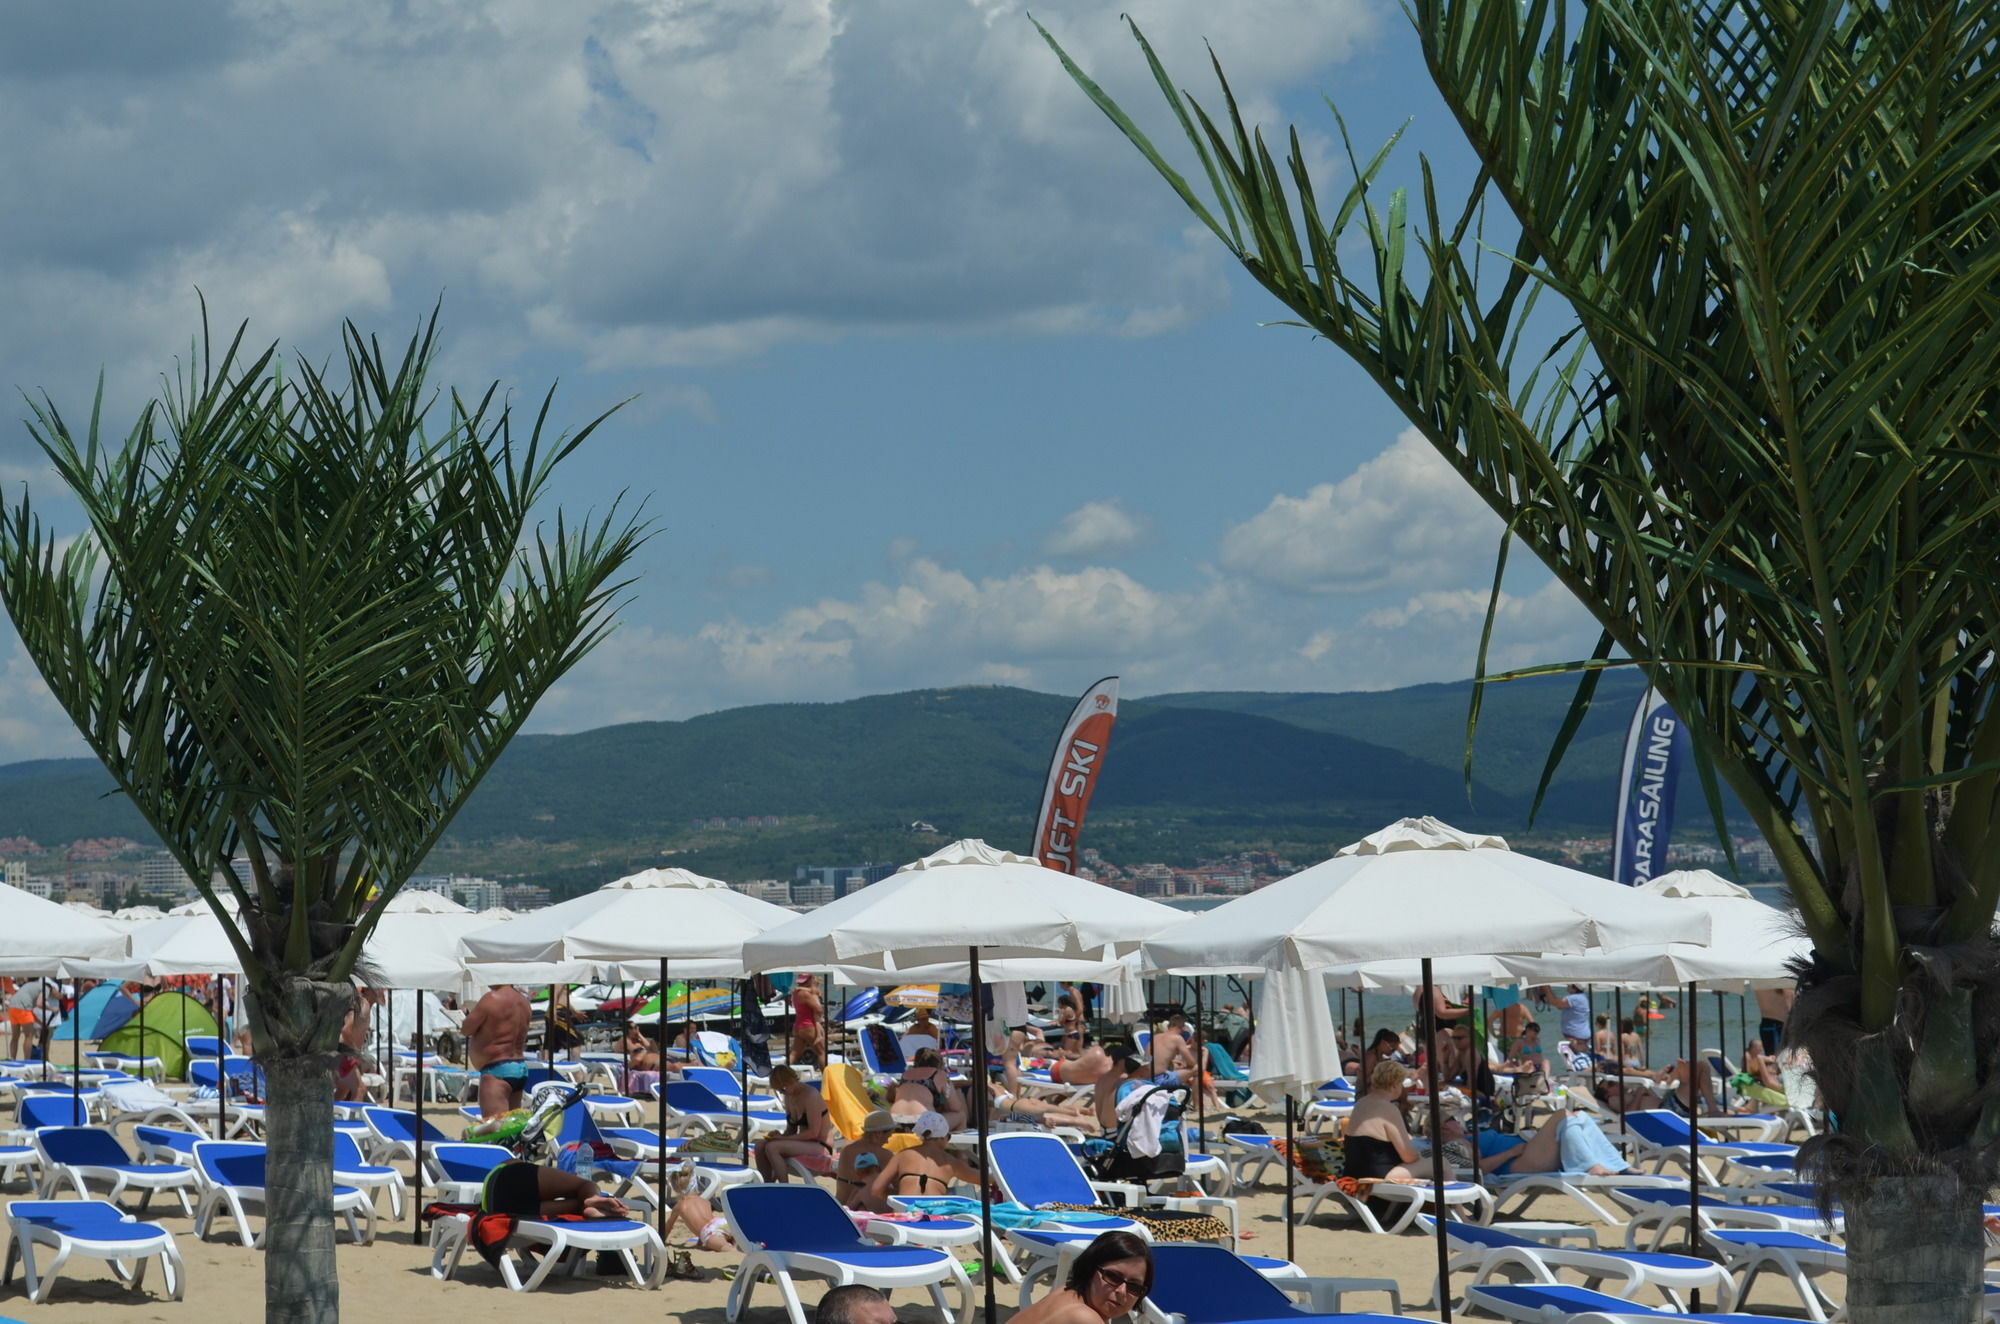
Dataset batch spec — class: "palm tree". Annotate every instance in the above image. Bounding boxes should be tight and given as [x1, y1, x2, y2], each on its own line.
[0, 310, 646, 1322]
[1044, 2, 2000, 1318]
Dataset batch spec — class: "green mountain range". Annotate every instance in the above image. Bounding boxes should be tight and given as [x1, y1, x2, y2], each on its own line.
[0, 669, 1710, 884]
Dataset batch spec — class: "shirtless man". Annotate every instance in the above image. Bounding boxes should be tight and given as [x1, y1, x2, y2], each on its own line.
[464, 983, 532, 1118]
[1756, 986, 1794, 1054]
[1149, 1015, 1195, 1082]
[1044, 1037, 1113, 1087]
[1094, 1048, 1147, 1131]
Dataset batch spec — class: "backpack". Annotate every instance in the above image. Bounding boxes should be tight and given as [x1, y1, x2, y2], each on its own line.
[1087, 1084, 1187, 1184]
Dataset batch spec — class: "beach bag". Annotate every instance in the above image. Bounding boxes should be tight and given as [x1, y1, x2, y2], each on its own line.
[683, 1125, 744, 1155]
[1222, 1117, 1267, 1136]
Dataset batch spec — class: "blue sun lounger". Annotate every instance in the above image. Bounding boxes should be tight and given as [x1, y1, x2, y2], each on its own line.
[1608, 1185, 1843, 1244]
[1431, 1218, 1729, 1311]
[3, 1198, 184, 1304]
[661, 1079, 786, 1138]
[34, 1126, 199, 1216]
[1465, 1280, 1802, 1322]
[988, 1131, 1239, 1241]
[719, 1182, 972, 1324]
[191, 1141, 376, 1247]
[1620, 1110, 1795, 1181]
[1701, 1228, 1847, 1323]
[1141, 1242, 1403, 1324]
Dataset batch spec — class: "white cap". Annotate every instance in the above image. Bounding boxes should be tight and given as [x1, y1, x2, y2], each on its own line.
[913, 1111, 949, 1139]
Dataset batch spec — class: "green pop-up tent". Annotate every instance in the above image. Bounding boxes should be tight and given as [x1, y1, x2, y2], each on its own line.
[98, 991, 219, 1080]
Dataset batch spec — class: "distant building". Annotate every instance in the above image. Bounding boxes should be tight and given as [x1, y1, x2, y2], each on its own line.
[500, 883, 551, 910]
[795, 862, 895, 899]
[454, 878, 505, 910]
[405, 875, 455, 897]
[22, 876, 53, 899]
[139, 852, 191, 894]
[1, 859, 26, 890]
[733, 879, 791, 905]
[792, 880, 836, 907]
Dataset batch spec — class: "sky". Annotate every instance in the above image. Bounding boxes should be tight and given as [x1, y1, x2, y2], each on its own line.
[0, 0, 1601, 765]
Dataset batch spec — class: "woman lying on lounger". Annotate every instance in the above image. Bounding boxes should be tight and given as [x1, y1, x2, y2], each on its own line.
[1444, 1109, 1643, 1178]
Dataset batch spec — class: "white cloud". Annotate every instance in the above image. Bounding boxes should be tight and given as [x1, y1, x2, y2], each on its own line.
[1220, 427, 1501, 593]
[1041, 499, 1148, 558]
[0, 0, 1380, 410]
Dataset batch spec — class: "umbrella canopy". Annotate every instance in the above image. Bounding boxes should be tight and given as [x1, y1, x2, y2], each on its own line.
[0, 882, 127, 974]
[380, 889, 470, 914]
[1143, 816, 1711, 974]
[460, 866, 794, 980]
[166, 892, 242, 918]
[361, 910, 489, 992]
[744, 838, 1185, 975]
[1501, 868, 1805, 990]
[71, 913, 244, 980]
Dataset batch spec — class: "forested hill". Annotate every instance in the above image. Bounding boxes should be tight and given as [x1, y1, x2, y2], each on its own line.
[0, 671, 1700, 874]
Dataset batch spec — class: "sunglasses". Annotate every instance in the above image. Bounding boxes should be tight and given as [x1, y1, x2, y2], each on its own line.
[1094, 1266, 1147, 1298]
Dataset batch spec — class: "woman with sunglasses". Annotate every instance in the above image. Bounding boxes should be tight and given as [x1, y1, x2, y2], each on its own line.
[1012, 1229, 1153, 1324]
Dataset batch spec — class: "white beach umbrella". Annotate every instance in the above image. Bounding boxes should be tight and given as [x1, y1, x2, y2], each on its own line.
[744, 838, 1186, 1324]
[1143, 816, 1710, 974]
[70, 913, 243, 980]
[460, 867, 794, 979]
[744, 839, 1184, 973]
[1500, 869, 1805, 990]
[166, 892, 242, 919]
[361, 910, 489, 993]
[380, 889, 470, 915]
[0, 882, 128, 975]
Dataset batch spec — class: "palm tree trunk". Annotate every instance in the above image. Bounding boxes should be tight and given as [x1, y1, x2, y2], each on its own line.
[249, 975, 352, 1324]
[1845, 1175, 1984, 1322]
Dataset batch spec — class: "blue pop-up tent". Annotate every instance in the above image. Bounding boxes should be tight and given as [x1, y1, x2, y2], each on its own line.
[54, 984, 138, 1044]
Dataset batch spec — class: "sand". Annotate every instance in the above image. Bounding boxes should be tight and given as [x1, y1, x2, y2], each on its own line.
[5, 1149, 1830, 1323]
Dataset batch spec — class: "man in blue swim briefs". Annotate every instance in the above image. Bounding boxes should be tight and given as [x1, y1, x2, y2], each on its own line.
[464, 983, 533, 1118]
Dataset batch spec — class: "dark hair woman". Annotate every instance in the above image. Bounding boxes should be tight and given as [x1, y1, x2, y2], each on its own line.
[1011, 1230, 1153, 1324]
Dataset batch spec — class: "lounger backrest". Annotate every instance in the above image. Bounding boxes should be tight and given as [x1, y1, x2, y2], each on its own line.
[664, 1079, 731, 1114]
[686, 1066, 740, 1097]
[1472, 1283, 1638, 1315]
[38, 1126, 131, 1166]
[1148, 1244, 1293, 1324]
[722, 1183, 863, 1251]
[521, 1063, 564, 1091]
[184, 1036, 223, 1057]
[1623, 1110, 1691, 1145]
[194, 1141, 268, 1188]
[331, 1131, 372, 1170]
[430, 1143, 512, 1183]
[988, 1131, 1095, 1206]
[188, 1060, 221, 1088]
[19, 1095, 89, 1130]
[361, 1106, 447, 1145]
[134, 1125, 201, 1156]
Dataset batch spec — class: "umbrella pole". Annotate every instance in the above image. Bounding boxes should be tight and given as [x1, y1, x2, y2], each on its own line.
[1587, 986, 1598, 1107]
[1194, 977, 1205, 1156]
[1470, 989, 1485, 1197]
[69, 980, 80, 1113]
[1715, 989, 1728, 1112]
[657, 958, 668, 1243]
[1687, 978, 1702, 1304]
[1421, 958, 1452, 1323]
[1283, 1094, 1295, 1264]
[386, 991, 397, 1108]
[738, 978, 749, 1168]
[969, 945, 995, 1324]
[413, 991, 425, 1239]
[1614, 988, 1627, 1136]
[546, 983, 555, 1070]
[619, 979, 630, 1094]
[217, 979, 227, 1139]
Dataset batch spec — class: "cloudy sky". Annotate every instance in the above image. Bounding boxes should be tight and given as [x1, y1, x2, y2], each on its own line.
[0, 0, 1599, 763]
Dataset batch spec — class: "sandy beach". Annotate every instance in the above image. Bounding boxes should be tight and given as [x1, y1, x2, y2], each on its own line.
[6, 1135, 1827, 1323]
